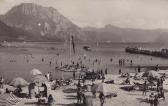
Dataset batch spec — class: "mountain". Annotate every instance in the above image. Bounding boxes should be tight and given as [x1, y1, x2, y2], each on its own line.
[0, 3, 168, 43]
[83, 24, 166, 42]
[0, 20, 32, 41]
[0, 20, 17, 41]
[0, 3, 85, 42]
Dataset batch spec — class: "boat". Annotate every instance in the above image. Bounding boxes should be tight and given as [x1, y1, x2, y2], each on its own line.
[125, 47, 168, 58]
[83, 45, 91, 51]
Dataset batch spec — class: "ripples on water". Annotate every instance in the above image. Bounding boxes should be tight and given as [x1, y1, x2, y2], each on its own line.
[0, 42, 168, 81]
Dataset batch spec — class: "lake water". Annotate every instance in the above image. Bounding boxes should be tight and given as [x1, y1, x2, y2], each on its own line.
[0, 42, 168, 82]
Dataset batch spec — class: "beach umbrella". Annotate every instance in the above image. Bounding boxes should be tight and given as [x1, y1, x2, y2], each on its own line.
[142, 70, 160, 78]
[32, 75, 47, 84]
[30, 68, 42, 76]
[10, 77, 28, 87]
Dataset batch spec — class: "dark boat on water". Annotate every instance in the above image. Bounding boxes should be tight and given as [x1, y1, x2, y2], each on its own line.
[125, 47, 168, 58]
[83, 46, 91, 51]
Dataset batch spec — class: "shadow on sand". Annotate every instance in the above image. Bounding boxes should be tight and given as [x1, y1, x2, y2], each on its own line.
[64, 95, 77, 100]
[136, 97, 149, 103]
[63, 88, 77, 93]
[56, 103, 85, 106]
[24, 102, 37, 105]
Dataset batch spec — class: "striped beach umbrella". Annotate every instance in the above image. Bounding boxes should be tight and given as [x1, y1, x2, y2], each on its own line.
[0, 93, 21, 106]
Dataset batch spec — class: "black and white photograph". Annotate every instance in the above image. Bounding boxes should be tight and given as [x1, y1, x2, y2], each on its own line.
[0, 0, 168, 106]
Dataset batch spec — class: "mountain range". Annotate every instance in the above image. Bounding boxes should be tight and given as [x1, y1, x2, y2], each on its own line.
[83, 25, 168, 42]
[0, 3, 167, 42]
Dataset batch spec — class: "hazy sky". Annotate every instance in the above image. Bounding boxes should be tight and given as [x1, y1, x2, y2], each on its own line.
[0, 0, 168, 29]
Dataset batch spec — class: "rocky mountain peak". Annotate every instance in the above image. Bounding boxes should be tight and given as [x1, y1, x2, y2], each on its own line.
[0, 3, 85, 41]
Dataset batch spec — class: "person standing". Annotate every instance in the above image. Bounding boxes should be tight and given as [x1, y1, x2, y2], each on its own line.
[138, 65, 141, 73]
[130, 60, 133, 66]
[102, 73, 105, 83]
[81, 92, 86, 105]
[142, 81, 147, 96]
[91, 83, 96, 98]
[154, 95, 159, 106]
[119, 69, 122, 74]
[149, 93, 154, 106]
[118, 59, 121, 66]
[73, 71, 75, 79]
[110, 58, 113, 62]
[47, 72, 50, 81]
[0, 76, 4, 88]
[105, 68, 108, 75]
[155, 64, 159, 71]
[42, 83, 47, 98]
[99, 92, 105, 106]
[160, 88, 165, 100]
[42, 58, 44, 62]
[157, 79, 160, 92]
[48, 94, 54, 106]
[77, 89, 82, 104]
[160, 76, 164, 87]
[28, 83, 35, 99]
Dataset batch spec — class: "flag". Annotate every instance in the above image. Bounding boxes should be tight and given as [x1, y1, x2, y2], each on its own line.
[71, 35, 75, 53]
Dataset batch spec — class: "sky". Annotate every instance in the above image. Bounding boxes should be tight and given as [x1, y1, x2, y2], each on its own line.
[0, 0, 168, 29]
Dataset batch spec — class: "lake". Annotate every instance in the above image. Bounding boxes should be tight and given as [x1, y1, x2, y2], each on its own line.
[0, 42, 168, 82]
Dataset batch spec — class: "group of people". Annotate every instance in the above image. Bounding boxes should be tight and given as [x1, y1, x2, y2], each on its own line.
[76, 81, 106, 106]
[76, 81, 86, 105]
[85, 69, 106, 81]
[156, 76, 165, 100]
[118, 58, 133, 66]
[28, 81, 54, 106]
[91, 83, 106, 106]
[141, 70, 166, 106]
[149, 92, 159, 106]
[52, 79, 73, 90]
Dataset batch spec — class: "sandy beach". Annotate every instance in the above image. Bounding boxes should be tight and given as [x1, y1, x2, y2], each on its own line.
[13, 74, 168, 106]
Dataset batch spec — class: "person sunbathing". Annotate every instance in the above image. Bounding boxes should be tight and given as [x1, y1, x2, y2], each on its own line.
[125, 78, 131, 84]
